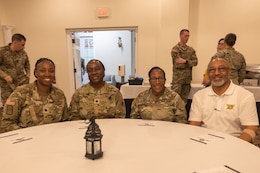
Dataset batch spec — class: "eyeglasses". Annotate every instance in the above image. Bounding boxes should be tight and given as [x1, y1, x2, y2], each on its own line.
[149, 77, 165, 82]
[208, 67, 229, 73]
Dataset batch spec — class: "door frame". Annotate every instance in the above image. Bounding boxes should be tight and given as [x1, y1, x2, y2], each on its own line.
[66, 26, 138, 95]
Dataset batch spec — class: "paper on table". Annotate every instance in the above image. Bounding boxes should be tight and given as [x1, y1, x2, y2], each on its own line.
[77, 121, 87, 129]
[194, 165, 240, 173]
[190, 133, 224, 144]
[137, 121, 156, 127]
[0, 133, 32, 144]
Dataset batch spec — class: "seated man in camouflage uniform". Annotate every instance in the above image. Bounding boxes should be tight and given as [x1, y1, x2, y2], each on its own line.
[1, 58, 69, 132]
[130, 66, 187, 123]
[69, 59, 126, 120]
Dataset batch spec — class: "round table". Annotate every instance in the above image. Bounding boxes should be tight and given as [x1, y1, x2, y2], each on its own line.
[0, 119, 259, 173]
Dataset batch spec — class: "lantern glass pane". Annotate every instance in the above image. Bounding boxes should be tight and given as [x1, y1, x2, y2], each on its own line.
[94, 141, 101, 154]
[86, 141, 92, 154]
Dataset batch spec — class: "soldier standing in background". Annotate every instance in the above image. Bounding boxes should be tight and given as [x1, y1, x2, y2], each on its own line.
[211, 33, 246, 85]
[0, 33, 30, 105]
[171, 29, 198, 103]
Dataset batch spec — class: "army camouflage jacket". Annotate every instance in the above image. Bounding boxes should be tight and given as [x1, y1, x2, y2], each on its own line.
[211, 47, 246, 84]
[69, 82, 126, 120]
[171, 43, 198, 84]
[1, 81, 69, 132]
[0, 45, 30, 86]
[130, 88, 187, 123]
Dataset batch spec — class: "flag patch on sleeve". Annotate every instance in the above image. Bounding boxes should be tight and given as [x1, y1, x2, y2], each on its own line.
[5, 98, 16, 106]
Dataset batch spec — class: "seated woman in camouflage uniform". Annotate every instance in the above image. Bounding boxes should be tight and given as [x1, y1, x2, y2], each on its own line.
[130, 66, 187, 123]
[69, 59, 126, 120]
[1, 58, 69, 132]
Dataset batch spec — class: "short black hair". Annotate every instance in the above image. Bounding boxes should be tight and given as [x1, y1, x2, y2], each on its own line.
[218, 38, 224, 44]
[12, 33, 26, 42]
[34, 58, 55, 78]
[180, 29, 189, 35]
[225, 33, 236, 46]
[86, 59, 105, 71]
[148, 66, 166, 79]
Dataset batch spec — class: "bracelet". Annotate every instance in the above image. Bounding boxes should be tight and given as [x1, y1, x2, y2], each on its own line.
[242, 129, 256, 139]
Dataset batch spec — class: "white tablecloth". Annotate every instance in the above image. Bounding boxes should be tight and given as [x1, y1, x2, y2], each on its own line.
[1, 119, 260, 173]
[120, 83, 260, 102]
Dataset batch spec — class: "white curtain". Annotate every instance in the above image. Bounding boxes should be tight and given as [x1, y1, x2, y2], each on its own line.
[0, 25, 13, 45]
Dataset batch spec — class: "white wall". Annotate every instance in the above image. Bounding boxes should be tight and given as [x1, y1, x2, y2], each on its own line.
[0, 0, 259, 103]
[0, 0, 6, 46]
[93, 30, 133, 82]
[0, 0, 188, 102]
[189, 0, 260, 83]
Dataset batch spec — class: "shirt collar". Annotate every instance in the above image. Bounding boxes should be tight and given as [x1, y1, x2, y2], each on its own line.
[208, 80, 234, 96]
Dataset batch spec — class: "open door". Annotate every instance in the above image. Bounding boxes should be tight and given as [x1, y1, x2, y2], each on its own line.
[67, 27, 137, 93]
[71, 32, 84, 89]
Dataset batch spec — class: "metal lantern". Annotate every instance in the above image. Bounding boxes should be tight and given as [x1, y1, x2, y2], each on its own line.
[84, 117, 103, 160]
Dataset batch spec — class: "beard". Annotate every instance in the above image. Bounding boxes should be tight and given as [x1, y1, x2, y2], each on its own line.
[211, 79, 226, 87]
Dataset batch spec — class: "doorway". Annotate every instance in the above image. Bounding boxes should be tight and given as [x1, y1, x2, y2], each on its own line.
[67, 27, 137, 91]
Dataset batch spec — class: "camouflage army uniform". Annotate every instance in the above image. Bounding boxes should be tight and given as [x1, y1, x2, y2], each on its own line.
[171, 43, 198, 103]
[130, 88, 187, 123]
[0, 106, 3, 133]
[0, 45, 30, 104]
[253, 127, 260, 148]
[211, 47, 246, 85]
[1, 81, 69, 132]
[69, 82, 126, 120]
